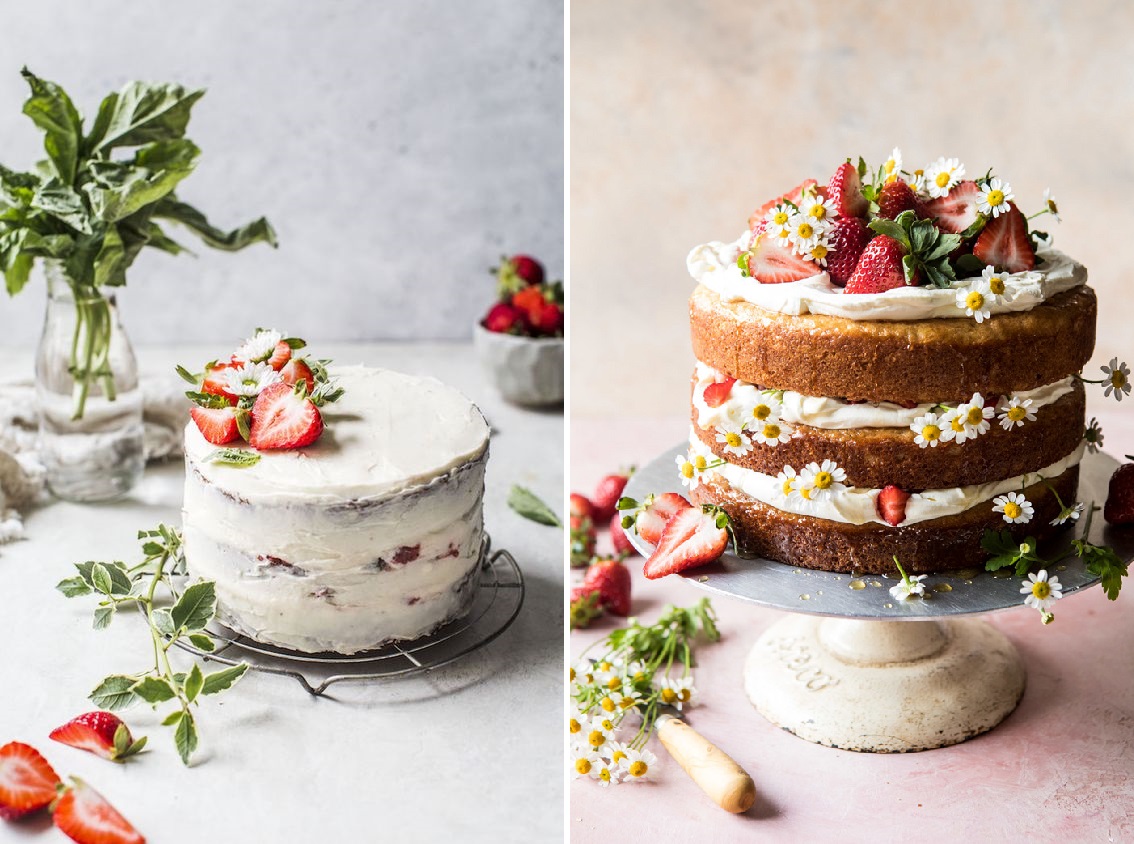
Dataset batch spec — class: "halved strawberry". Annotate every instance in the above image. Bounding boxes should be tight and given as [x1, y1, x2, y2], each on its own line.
[923, 180, 980, 234]
[877, 179, 926, 221]
[265, 341, 292, 371]
[827, 162, 868, 218]
[703, 377, 737, 408]
[825, 217, 872, 286]
[189, 405, 239, 445]
[973, 205, 1035, 273]
[248, 382, 324, 450]
[584, 557, 632, 615]
[876, 485, 910, 527]
[745, 233, 815, 284]
[0, 742, 61, 820]
[643, 506, 729, 579]
[49, 712, 145, 763]
[279, 358, 316, 394]
[635, 492, 693, 545]
[844, 235, 908, 294]
[200, 363, 237, 403]
[53, 778, 144, 844]
[747, 179, 818, 230]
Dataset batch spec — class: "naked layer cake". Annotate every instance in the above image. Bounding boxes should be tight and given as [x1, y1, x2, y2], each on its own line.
[679, 153, 1093, 574]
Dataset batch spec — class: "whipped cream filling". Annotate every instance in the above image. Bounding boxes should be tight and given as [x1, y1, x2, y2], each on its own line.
[692, 361, 1077, 431]
[687, 233, 1086, 321]
[688, 432, 1085, 527]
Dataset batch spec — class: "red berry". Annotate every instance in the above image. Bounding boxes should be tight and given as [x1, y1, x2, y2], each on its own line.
[280, 358, 316, 394]
[248, 382, 324, 450]
[702, 378, 736, 408]
[570, 493, 594, 520]
[189, 405, 239, 445]
[483, 302, 522, 334]
[592, 472, 631, 522]
[1104, 463, 1134, 525]
[972, 205, 1035, 273]
[511, 286, 547, 326]
[827, 162, 868, 218]
[643, 507, 729, 579]
[634, 493, 694, 545]
[923, 180, 980, 234]
[610, 512, 636, 556]
[745, 232, 816, 284]
[265, 341, 291, 371]
[200, 362, 238, 403]
[509, 254, 545, 286]
[583, 558, 632, 616]
[877, 179, 926, 220]
[569, 588, 604, 629]
[825, 217, 873, 286]
[876, 485, 910, 527]
[530, 300, 563, 336]
[49, 712, 143, 762]
[0, 742, 61, 820]
[844, 235, 909, 294]
[53, 777, 145, 844]
[747, 179, 818, 231]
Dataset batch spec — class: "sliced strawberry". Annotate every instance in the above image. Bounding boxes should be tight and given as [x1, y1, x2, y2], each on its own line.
[570, 493, 594, 521]
[279, 358, 316, 394]
[745, 233, 815, 284]
[610, 512, 636, 557]
[643, 506, 729, 579]
[49, 712, 144, 763]
[583, 558, 632, 616]
[702, 377, 737, 408]
[747, 179, 818, 230]
[825, 217, 873, 286]
[248, 382, 324, 450]
[200, 363, 237, 403]
[923, 180, 980, 234]
[973, 205, 1035, 273]
[844, 235, 909, 294]
[877, 179, 926, 220]
[827, 162, 868, 218]
[265, 341, 291, 371]
[635, 492, 694, 545]
[0, 742, 61, 820]
[53, 778, 144, 844]
[592, 472, 631, 522]
[189, 405, 239, 445]
[876, 485, 910, 527]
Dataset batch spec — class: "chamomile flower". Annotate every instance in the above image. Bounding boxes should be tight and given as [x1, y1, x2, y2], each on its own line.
[957, 393, 995, 438]
[573, 747, 602, 779]
[889, 573, 928, 600]
[750, 393, 782, 424]
[620, 747, 658, 781]
[976, 178, 1014, 218]
[764, 203, 794, 245]
[799, 194, 839, 227]
[805, 240, 831, 267]
[905, 168, 927, 195]
[571, 659, 595, 687]
[751, 420, 791, 447]
[716, 423, 752, 457]
[235, 328, 283, 364]
[568, 711, 588, 737]
[604, 741, 633, 769]
[993, 492, 1034, 524]
[882, 147, 903, 183]
[592, 761, 622, 787]
[1043, 188, 1061, 222]
[911, 411, 944, 448]
[997, 395, 1036, 430]
[1021, 569, 1062, 613]
[1051, 501, 1084, 526]
[223, 361, 281, 397]
[956, 282, 992, 323]
[980, 265, 1009, 300]
[1084, 417, 1104, 453]
[776, 465, 799, 498]
[797, 459, 847, 502]
[657, 676, 697, 711]
[584, 722, 614, 751]
[676, 454, 699, 489]
[925, 157, 965, 198]
[786, 213, 823, 251]
[1101, 358, 1131, 401]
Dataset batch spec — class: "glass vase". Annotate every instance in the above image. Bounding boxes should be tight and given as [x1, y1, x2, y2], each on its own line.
[35, 263, 145, 502]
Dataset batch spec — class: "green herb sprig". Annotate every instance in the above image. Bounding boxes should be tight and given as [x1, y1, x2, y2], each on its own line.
[507, 485, 561, 527]
[981, 529, 1047, 576]
[1071, 506, 1129, 600]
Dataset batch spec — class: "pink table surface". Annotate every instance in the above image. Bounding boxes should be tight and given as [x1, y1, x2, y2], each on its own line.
[569, 410, 1134, 843]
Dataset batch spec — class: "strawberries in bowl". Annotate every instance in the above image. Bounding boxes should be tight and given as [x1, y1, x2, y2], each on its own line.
[482, 254, 564, 340]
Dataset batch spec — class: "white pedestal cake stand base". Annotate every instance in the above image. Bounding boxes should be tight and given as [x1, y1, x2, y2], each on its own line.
[623, 446, 1127, 753]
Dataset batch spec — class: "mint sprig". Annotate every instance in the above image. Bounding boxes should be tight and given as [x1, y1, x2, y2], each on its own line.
[980, 529, 1046, 576]
[869, 210, 962, 288]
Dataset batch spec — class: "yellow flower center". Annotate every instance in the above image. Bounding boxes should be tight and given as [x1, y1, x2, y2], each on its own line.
[796, 222, 814, 239]
[619, 698, 636, 710]
[763, 423, 781, 440]
[576, 758, 592, 775]
[599, 767, 611, 783]
[600, 719, 615, 731]
[987, 189, 1005, 207]
[813, 471, 833, 490]
[1003, 501, 1022, 520]
[800, 487, 812, 500]
[988, 276, 1005, 295]
[606, 677, 621, 690]
[773, 211, 789, 226]
[678, 689, 691, 702]
[782, 479, 795, 496]
[921, 424, 941, 442]
[966, 406, 985, 426]
[807, 205, 827, 221]
[632, 671, 647, 684]
[1007, 406, 1027, 422]
[680, 461, 695, 479]
[660, 688, 677, 705]
[629, 761, 648, 778]
[1112, 371, 1128, 390]
[612, 750, 627, 764]
[811, 244, 828, 260]
[935, 171, 951, 188]
[693, 455, 708, 470]
[600, 696, 616, 712]
[884, 159, 897, 174]
[1032, 581, 1051, 600]
[951, 417, 966, 433]
[753, 404, 772, 421]
[599, 662, 612, 672]
[569, 667, 576, 681]
[588, 730, 605, 748]
[965, 291, 985, 310]
[725, 432, 742, 448]
[913, 169, 924, 178]
[569, 718, 582, 733]
[1047, 198, 1058, 214]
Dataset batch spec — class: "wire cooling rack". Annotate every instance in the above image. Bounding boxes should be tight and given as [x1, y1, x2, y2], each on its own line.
[172, 535, 523, 696]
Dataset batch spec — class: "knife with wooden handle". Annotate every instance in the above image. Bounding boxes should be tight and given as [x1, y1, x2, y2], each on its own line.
[656, 714, 756, 814]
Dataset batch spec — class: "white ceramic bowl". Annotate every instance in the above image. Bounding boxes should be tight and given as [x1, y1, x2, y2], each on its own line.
[473, 324, 563, 407]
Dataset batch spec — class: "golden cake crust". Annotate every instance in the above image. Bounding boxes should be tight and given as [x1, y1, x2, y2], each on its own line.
[690, 379, 1086, 490]
[689, 466, 1078, 574]
[689, 284, 1097, 404]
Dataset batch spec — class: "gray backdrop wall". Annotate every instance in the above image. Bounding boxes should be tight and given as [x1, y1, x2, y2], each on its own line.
[0, 0, 563, 346]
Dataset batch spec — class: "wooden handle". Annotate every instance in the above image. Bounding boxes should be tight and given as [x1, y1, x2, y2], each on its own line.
[656, 715, 755, 814]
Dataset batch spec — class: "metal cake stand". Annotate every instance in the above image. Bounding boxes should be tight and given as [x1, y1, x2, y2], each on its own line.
[624, 446, 1132, 752]
[173, 535, 523, 697]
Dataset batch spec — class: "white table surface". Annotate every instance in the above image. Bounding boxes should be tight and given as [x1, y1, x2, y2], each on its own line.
[0, 343, 564, 843]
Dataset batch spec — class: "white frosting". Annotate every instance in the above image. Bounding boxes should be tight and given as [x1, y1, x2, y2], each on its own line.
[688, 433, 1085, 527]
[692, 361, 1077, 431]
[687, 233, 1086, 321]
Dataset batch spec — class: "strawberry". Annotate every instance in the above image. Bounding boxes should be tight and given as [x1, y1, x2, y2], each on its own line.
[583, 558, 632, 616]
[0, 742, 60, 820]
[877, 179, 925, 221]
[189, 405, 239, 445]
[634, 492, 694, 545]
[569, 588, 604, 629]
[279, 358, 316, 394]
[610, 512, 636, 556]
[923, 180, 980, 234]
[570, 493, 594, 520]
[509, 254, 545, 286]
[511, 286, 547, 325]
[530, 300, 563, 336]
[53, 778, 144, 844]
[876, 485, 910, 527]
[702, 377, 736, 408]
[825, 217, 873, 286]
[973, 205, 1035, 273]
[643, 506, 729, 579]
[592, 471, 631, 522]
[827, 162, 868, 218]
[1104, 463, 1134, 525]
[49, 712, 145, 762]
[248, 382, 324, 450]
[745, 233, 815, 284]
[844, 235, 909, 294]
[482, 302, 523, 334]
[570, 514, 596, 567]
[201, 362, 237, 403]
[747, 179, 817, 230]
[265, 341, 291, 371]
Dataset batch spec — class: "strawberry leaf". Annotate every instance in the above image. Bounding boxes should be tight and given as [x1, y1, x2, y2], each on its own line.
[90, 675, 141, 710]
[200, 664, 249, 696]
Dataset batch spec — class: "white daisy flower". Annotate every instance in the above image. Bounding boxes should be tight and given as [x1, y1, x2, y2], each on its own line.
[749, 394, 782, 425]
[804, 239, 831, 267]
[905, 168, 927, 195]
[234, 328, 283, 364]
[1021, 569, 1063, 613]
[911, 411, 944, 448]
[956, 282, 992, 323]
[997, 395, 1036, 430]
[751, 420, 791, 447]
[1084, 418, 1104, 454]
[1043, 188, 1061, 222]
[797, 459, 847, 502]
[1102, 358, 1131, 401]
[889, 573, 928, 601]
[620, 747, 658, 781]
[592, 760, 622, 787]
[939, 408, 968, 444]
[568, 711, 588, 738]
[786, 213, 823, 251]
[776, 465, 799, 499]
[764, 202, 794, 246]
[675, 454, 699, 489]
[657, 676, 697, 711]
[976, 177, 1014, 218]
[799, 194, 839, 227]
[583, 721, 615, 752]
[980, 265, 1009, 300]
[882, 147, 903, 183]
[958, 393, 995, 437]
[993, 492, 1034, 524]
[572, 747, 602, 779]
[1051, 502, 1084, 526]
[716, 423, 752, 457]
[223, 361, 282, 397]
[925, 157, 966, 198]
[570, 660, 595, 687]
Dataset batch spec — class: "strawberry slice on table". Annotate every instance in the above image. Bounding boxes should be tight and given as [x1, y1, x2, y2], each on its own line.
[747, 178, 818, 230]
[49, 712, 146, 762]
[825, 217, 872, 286]
[702, 377, 737, 408]
[923, 180, 980, 234]
[744, 233, 815, 284]
[248, 382, 324, 450]
[189, 405, 239, 445]
[583, 558, 632, 616]
[877, 179, 926, 221]
[876, 485, 911, 527]
[0, 742, 61, 820]
[53, 778, 144, 844]
[643, 506, 730, 579]
[592, 471, 632, 522]
[827, 161, 868, 218]
[634, 492, 694, 545]
[279, 358, 316, 394]
[265, 341, 292, 371]
[972, 205, 1035, 273]
[844, 235, 909, 294]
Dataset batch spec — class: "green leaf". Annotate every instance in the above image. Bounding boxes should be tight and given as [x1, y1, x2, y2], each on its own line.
[132, 676, 176, 704]
[92, 605, 115, 629]
[184, 664, 204, 703]
[161, 710, 183, 727]
[20, 68, 82, 185]
[85, 81, 205, 153]
[174, 710, 198, 765]
[955, 253, 986, 277]
[84, 141, 198, 223]
[200, 663, 249, 696]
[170, 581, 217, 632]
[188, 633, 216, 653]
[925, 232, 963, 262]
[90, 675, 140, 710]
[152, 197, 277, 251]
[91, 563, 113, 595]
[1074, 540, 1128, 600]
[205, 448, 261, 468]
[175, 364, 200, 385]
[507, 485, 562, 527]
[867, 217, 906, 247]
[31, 184, 92, 234]
[56, 576, 92, 597]
[151, 607, 176, 638]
